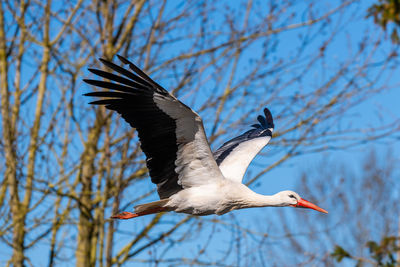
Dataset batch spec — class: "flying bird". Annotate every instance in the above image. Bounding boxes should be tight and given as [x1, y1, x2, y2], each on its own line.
[84, 55, 328, 219]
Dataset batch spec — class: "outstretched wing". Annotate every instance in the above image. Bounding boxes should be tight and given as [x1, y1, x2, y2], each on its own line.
[213, 108, 274, 183]
[84, 55, 223, 199]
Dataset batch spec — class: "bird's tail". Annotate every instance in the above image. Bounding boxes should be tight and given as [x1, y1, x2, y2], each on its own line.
[111, 199, 170, 220]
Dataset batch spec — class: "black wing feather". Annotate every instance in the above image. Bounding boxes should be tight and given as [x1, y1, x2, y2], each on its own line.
[84, 56, 182, 198]
[117, 55, 167, 94]
[88, 68, 149, 90]
[98, 58, 153, 89]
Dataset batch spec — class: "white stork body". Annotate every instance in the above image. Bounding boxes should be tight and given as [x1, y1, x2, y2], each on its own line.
[168, 181, 248, 215]
[168, 181, 296, 216]
[84, 55, 327, 219]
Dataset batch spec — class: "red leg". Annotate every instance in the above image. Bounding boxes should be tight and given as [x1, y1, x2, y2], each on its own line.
[111, 207, 169, 220]
[110, 211, 138, 219]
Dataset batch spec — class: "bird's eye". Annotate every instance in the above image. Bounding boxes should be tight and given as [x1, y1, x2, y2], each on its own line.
[289, 194, 296, 199]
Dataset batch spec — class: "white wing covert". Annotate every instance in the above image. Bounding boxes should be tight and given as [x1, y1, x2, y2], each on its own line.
[213, 108, 274, 183]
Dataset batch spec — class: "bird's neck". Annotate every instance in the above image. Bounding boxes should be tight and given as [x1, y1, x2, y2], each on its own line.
[243, 192, 285, 208]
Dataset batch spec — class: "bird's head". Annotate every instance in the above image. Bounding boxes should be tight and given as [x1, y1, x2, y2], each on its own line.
[276, 190, 328, 213]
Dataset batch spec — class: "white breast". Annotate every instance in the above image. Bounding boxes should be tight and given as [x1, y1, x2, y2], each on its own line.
[166, 180, 252, 215]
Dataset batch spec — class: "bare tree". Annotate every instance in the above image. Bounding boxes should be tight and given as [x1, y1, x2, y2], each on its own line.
[0, 1, 398, 266]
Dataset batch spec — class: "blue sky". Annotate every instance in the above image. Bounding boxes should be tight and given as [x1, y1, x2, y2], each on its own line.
[1, 0, 399, 266]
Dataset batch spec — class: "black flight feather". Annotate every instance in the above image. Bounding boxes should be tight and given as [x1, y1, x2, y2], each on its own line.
[84, 56, 182, 198]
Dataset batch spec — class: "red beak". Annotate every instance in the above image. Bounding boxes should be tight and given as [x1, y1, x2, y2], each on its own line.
[291, 198, 328, 213]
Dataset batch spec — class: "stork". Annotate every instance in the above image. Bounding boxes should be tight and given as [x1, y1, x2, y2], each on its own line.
[84, 55, 328, 219]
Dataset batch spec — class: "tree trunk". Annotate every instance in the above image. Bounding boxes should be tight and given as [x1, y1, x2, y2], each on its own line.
[75, 114, 104, 267]
[0, 4, 24, 267]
